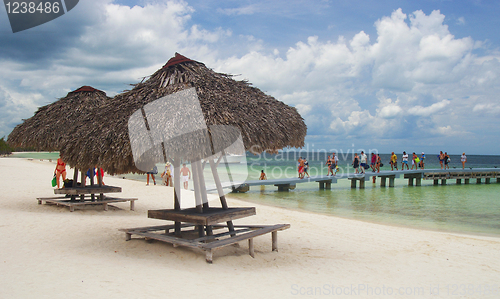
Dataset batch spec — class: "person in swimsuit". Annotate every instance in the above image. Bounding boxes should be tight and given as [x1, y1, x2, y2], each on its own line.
[259, 170, 267, 180]
[461, 152, 467, 169]
[54, 157, 67, 189]
[180, 163, 191, 189]
[352, 153, 360, 174]
[376, 154, 382, 173]
[439, 151, 444, 169]
[370, 153, 377, 172]
[298, 157, 305, 179]
[326, 155, 332, 176]
[420, 152, 425, 169]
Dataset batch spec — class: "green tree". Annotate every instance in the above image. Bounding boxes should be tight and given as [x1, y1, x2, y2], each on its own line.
[0, 137, 13, 155]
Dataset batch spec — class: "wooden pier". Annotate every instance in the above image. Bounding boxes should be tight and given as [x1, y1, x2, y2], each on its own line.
[207, 168, 500, 192]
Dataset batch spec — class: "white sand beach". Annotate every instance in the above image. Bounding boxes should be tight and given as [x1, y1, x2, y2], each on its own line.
[1, 157, 499, 298]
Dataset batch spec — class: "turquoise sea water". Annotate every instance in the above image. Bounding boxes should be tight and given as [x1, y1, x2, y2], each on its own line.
[10, 151, 500, 236]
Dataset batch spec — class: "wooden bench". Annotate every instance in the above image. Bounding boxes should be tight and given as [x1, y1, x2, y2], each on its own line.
[120, 223, 290, 263]
[37, 194, 137, 212]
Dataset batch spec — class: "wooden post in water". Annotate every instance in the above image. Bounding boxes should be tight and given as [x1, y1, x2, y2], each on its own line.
[359, 179, 365, 189]
[441, 179, 446, 185]
[388, 176, 395, 187]
[380, 176, 386, 187]
[433, 179, 438, 186]
[476, 178, 481, 184]
[456, 179, 462, 184]
[408, 178, 414, 186]
[416, 177, 421, 186]
[465, 179, 470, 184]
[350, 179, 356, 189]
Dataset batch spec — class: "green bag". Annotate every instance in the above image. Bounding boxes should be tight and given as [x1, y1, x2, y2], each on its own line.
[51, 173, 57, 187]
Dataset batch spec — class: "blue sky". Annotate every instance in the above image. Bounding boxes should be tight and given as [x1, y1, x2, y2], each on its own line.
[1, 0, 500, 154]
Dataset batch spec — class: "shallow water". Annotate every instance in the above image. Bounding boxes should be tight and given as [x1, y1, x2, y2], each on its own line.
[10, 151, 500, 236]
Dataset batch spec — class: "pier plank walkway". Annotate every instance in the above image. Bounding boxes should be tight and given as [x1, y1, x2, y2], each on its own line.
[204, 168, 500, 192]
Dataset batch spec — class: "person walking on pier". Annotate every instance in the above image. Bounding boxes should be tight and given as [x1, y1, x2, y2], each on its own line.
[333, 153, 339, 175]
[304, 158, 310, 178]
[461, 152, 467, 169]
[259, 170, 267, 180]
[444, 152, 450, 170]
[376, 154, 382, 173]
[411, 152, 420, 170]
[326, 155, 333, 176]
[360, 151, 367, 174]
[401, 151, 409, 170]
[298, 157, 305, 179]
[352, 153, 360, 174]
[420, 152, 425, 169]
[390, 152, 398, 171]
[439, 151, 444, 169]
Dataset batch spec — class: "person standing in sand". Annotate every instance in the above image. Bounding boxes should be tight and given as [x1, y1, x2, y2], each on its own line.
[146, 165, 157, 186]
[461, 152, 467, 169]
[54, 157, 66, 189]
[180, 163, 191, 189]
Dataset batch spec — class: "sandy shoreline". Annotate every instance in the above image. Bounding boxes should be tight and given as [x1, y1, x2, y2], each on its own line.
[1, 157, 499, 298]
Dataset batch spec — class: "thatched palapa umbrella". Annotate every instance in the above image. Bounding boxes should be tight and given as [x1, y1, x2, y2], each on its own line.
[60, 53, 306, 237]
[61, 53, 307, 175]
[8, 86, 111, 152]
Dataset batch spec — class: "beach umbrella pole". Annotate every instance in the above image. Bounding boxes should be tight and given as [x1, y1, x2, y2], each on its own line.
[195, 159, 213, 236]
[209, 158, 236, 236]
[172, 158, 182, 235]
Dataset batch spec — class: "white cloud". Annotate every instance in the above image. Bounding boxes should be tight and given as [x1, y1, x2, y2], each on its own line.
[2, 4, 500, 153]
[408, 99, 450, 116]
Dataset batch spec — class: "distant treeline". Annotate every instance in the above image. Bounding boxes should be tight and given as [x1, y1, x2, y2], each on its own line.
[0, 137, 34, 155]
[0, 137, 13, 155]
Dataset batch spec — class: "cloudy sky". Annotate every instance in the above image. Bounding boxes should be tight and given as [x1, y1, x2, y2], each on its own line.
[1, 0, 500, 155]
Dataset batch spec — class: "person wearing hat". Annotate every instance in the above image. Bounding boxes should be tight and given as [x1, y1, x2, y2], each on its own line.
[161, 162, 173, 186]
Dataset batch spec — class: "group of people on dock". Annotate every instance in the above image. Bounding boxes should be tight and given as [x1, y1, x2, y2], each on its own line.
[389, 151, 426, 171]
[351, 151, 383, 174]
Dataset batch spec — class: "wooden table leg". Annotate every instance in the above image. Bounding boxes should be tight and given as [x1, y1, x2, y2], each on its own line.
[206, 250, 213, 263]
[249, 238, 255, 258]
[272, 231, 278, 252]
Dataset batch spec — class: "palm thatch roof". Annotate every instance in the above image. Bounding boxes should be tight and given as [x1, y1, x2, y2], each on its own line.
[61, 53, 307, 175]
[7, 86, 111, 152]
